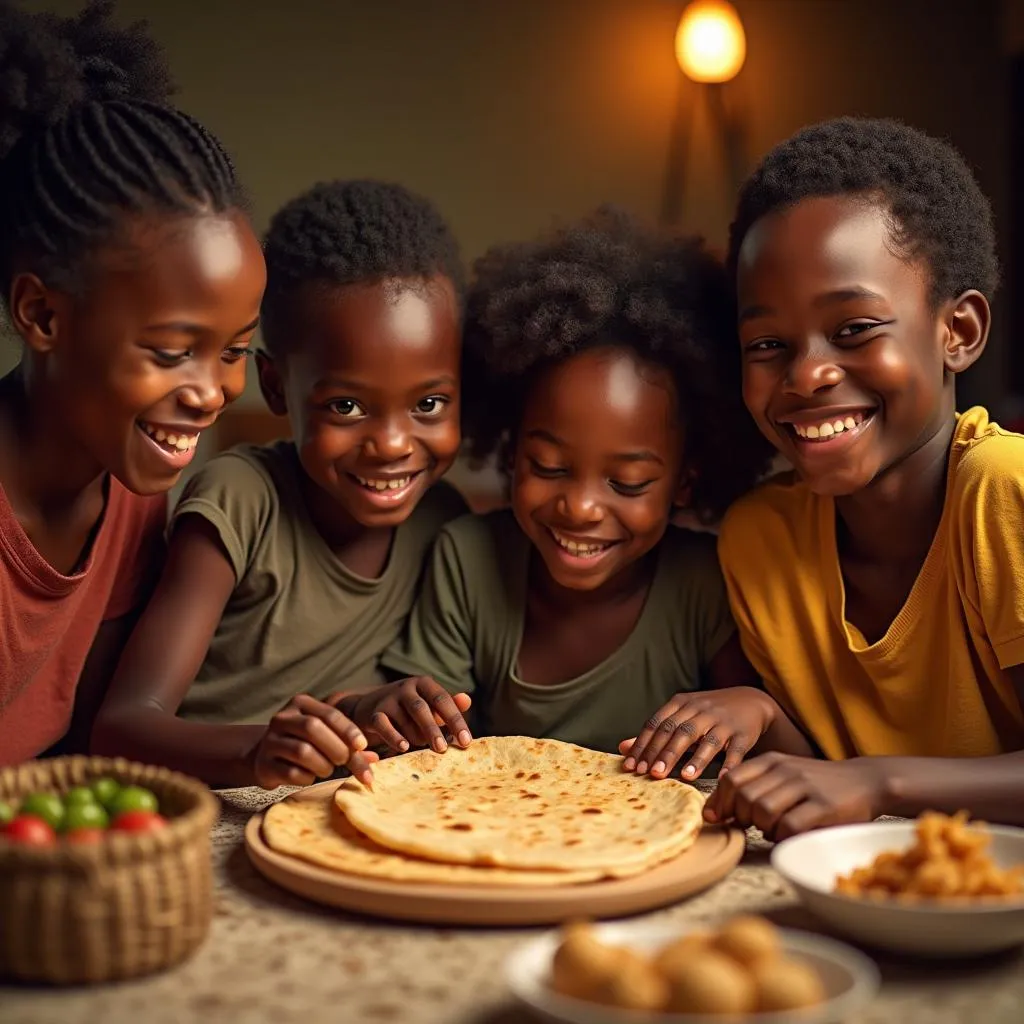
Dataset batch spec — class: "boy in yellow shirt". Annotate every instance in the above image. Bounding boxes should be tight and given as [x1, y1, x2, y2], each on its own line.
[698, 117, 1024, 838]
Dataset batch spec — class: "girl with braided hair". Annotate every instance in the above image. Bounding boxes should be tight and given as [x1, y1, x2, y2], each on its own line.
[0, 1, 266, 763]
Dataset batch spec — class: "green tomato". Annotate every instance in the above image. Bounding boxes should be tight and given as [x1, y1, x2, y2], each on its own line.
[107, 786, 159, 816]
[64, 802, 110, 831]
[65, 786, 97, 807]
[90, 777, 121, 808]
[19, 792, 65, 831]
[0, 800, 14, 826]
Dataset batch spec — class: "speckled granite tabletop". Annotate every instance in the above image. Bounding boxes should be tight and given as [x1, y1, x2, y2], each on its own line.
[3, 782, 1023, 1024]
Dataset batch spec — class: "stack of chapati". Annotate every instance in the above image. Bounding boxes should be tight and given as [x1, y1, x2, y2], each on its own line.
[262, 736, 705, 888]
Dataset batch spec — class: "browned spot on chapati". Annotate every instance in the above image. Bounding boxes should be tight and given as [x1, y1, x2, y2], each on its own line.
[582, 808, 603, 815]
[515, 771, 526, 779]
[523, 792, 541, 799]
[529, 772, 542, 780]
[446, 823, 473, 831]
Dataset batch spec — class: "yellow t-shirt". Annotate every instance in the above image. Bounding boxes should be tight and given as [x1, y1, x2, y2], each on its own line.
[718, 407, 1024, 761]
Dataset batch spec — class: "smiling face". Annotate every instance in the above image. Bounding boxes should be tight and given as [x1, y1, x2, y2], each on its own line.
[259, 275, 461, 532]
[10, 210, 266, 495]
[511, 346, 685, 592]
[736, 194, 984, 497]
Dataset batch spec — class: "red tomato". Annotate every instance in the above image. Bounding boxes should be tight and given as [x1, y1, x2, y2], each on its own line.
[65, 827, 106, 845]
[110, 810, 167, 833]
[1, 814, 57, 846]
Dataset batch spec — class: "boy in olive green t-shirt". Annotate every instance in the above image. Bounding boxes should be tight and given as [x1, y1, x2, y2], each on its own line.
[92, 181, 470, 789]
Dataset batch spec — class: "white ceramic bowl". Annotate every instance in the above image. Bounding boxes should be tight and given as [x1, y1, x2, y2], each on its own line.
[504, 919, 879, 1024]
[771, 821, 1024, 958]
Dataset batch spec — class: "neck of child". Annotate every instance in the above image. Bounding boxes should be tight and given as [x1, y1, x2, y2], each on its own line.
[297, 469, 393, 554]
[530, 548, 657, 611]
[0, 364, 107, 513]
[833, 413, 956, 565]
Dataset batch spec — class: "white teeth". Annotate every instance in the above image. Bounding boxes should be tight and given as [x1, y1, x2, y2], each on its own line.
[792, 411, 867, 441]
[551, 530, 612, 558]
[355, 475, 411, 492]
[139, 422, 199, 452]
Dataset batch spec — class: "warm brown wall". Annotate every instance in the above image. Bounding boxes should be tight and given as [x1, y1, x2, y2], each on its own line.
[2, 0, 1013, 418]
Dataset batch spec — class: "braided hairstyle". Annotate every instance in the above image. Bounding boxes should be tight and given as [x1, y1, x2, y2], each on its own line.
[464, 207, 773, 522]
[0, 0, 245, 304]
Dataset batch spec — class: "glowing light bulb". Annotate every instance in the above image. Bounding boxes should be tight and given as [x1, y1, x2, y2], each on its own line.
[675, 0, 747, 84]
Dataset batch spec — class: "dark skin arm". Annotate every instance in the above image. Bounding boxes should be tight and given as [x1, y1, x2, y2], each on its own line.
[91, 515, 373, 789]
[45, 612, 141, 756]
[705, 664, 1024, 838]
[619, 633, 815, 780]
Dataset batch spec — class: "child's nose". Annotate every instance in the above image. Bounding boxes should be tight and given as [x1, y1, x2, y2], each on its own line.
[784, 348, 844, 397]
[556, 486, 603, 524]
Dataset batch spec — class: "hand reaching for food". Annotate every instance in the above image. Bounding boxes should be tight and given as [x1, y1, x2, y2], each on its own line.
[619, 687, 782, 781]
[338, 676, 473, 756]
[704, 753, 886, 839]
[251, 693, 380, 790]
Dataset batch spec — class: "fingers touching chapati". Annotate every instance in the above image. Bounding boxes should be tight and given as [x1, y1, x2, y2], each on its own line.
[347, 677, 473, 755]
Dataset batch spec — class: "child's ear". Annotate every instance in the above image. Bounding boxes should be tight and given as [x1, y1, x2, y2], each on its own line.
[256, 351, 288, 416]
[942, 290, 990, 374]
[8, 272, 65, 354]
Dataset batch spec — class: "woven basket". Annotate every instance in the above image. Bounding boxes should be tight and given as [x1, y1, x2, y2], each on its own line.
[0, 755, 218, 984]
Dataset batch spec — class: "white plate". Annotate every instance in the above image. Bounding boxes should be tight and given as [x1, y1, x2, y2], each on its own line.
[504, 919, 879, 1024]
[771, 821, 1024, 957]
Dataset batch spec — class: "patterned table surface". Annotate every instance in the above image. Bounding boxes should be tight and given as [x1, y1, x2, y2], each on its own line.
[3, 782, 1023, 1024]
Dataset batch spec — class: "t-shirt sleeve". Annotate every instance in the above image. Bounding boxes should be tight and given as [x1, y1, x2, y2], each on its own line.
[168, 452, 276, 583]
[684, 535, 737, 669]
[953, 438, 1024, 669]
[103, 492, 169, 621]
[716, 512, 787, 702]
[381, 527, 477, 695]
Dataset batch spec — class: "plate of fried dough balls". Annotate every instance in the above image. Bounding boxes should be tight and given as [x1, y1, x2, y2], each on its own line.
[772, 813, 1024, 957]
[505, 914, 879, 1024]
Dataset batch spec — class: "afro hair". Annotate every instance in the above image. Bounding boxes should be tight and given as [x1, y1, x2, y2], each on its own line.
[463, 206, 773, 521]
[260, 179, 463, 355]
[727, 116, 999, 304]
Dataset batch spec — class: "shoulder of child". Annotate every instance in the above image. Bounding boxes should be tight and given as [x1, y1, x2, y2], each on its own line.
[176, 442, 286, 510]
[717, 469, 812, 561]
[432, 507, 514, 560]
[408, 480, 471, 531]
[950, 409, 1024, 515]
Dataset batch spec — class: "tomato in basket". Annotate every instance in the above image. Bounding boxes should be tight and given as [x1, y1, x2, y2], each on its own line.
[110, 809, 167, 833]
[2, 814, 58, 846]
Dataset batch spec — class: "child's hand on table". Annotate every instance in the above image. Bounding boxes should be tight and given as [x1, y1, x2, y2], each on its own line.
[618, 687, 785, 781]
[252, 694, 379, 790]
[704, 753, 887, 840]
[339, 677, 473, 756]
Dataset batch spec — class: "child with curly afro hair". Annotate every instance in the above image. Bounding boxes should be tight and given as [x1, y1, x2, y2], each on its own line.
[354, 208, 814, 774]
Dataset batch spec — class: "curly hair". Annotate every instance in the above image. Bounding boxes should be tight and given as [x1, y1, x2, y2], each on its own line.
[261, 179, 463, 355]
[463, 207, 773, 521]
[727, 117, 999, 303]
[0, 0, 244, 303]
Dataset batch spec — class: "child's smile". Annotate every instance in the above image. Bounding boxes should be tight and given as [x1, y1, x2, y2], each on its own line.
[512, 347, 684, 593]
[260, 276, 461, 538]
[737, 196, 957, 498]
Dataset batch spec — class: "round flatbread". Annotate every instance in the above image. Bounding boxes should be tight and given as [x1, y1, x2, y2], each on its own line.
[263, 788, 605, 887]
[334, 736, 705, 876]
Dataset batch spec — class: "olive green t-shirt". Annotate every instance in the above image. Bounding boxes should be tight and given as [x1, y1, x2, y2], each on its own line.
[173, 442, 467, 725]
[382, 511, 736, 753]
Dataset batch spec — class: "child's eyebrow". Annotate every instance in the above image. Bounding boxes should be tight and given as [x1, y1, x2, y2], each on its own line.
[739, 286, 887, 326]
[315, 374, 457, 391]
[525, 430, 663, 465]
[144, 315, 261, 337]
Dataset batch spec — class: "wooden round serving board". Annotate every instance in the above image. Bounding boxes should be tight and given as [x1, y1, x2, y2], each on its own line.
[244, 780, 745, 926]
